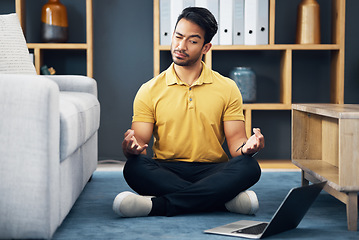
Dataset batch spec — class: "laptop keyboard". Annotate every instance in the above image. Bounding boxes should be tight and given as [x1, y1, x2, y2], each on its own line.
[232, 223, 268, 235]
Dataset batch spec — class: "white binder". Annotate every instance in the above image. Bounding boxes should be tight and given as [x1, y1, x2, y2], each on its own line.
[171, 0, 183, 35]
[244, 0, 257, 45]
[208, 0, 219, 45]
[195, 0, 207, 7]
[233, 0, 244, 45]
[219, 0, 233, 45]
[256, 0, 268, 45]
[195, 0, 219, 45]
[170, 0, 196, 35]
[183, 0, 195, 7]
[244, 0, 268, 45]
[160, 0, 171, 45]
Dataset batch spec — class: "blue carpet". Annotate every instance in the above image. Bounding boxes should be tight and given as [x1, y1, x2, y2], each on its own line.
[52, 171, 359, 239]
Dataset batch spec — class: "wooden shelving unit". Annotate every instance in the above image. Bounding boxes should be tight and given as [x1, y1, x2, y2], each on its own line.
[15, 0, 93, 77]
[153, 0, 346, 139]
[292, 104, 359, 231]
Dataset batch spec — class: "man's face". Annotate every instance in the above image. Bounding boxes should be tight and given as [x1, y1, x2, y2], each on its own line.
[171, 18, 209, 67]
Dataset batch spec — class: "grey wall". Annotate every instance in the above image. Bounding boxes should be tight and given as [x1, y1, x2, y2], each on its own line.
[93, 0, 154, 160]
[1, 0, 359, 161]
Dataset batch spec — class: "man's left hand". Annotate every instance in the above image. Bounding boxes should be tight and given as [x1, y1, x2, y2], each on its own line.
[242, 128, 265, 156]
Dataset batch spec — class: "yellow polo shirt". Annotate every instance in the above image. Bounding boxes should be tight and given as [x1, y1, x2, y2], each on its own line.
[132, 62, 244, 163]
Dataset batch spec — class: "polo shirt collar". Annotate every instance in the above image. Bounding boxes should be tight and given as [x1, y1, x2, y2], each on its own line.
[166, 61, 213, 86]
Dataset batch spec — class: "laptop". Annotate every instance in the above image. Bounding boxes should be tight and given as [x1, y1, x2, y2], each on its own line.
[204, 181, 326, 239]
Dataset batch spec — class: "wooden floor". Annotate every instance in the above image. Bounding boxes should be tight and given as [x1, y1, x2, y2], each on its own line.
[97, 159, 299, 171]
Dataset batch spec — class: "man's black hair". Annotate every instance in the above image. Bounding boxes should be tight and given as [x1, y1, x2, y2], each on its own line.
[175, 7, 218, 45]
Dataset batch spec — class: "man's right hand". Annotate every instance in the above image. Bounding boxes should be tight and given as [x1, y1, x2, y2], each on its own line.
[122, 129, 148, 158]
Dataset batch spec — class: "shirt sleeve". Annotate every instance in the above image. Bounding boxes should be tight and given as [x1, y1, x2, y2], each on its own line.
[132, 84, 155, 123]
[223, 80, 245, 122]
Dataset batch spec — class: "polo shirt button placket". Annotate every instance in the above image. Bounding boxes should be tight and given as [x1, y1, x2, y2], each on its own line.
[188, 87, 194, 109]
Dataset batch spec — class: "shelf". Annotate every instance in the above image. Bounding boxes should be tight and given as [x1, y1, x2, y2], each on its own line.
[292, 104, 359, 191]
[16, 0, 93, 77]
[27, 43, 89, 50]
[158, 44, 341, 51]
[293, 159, 359, 192]
[243, 103, 291, 110]
[292, 103, 359, 119]
[258, 159, 299, 170]
[293, 159, 341, 189]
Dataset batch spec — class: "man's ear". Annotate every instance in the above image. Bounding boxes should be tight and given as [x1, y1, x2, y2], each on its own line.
[202, 42, 212, 54]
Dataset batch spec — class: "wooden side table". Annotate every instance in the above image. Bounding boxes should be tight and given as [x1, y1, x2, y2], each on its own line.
[291, 104, 359, 231]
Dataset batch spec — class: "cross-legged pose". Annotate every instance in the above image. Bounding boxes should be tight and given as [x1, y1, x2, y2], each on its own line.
[113, 7, 265, 218]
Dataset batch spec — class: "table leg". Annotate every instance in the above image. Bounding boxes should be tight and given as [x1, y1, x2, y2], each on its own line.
[347, 192, 358, 231]
[301, 170, 309, 186]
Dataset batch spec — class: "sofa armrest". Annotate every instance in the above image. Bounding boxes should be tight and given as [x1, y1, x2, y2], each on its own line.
[0, 74, 60, 239]
[44, 75, 98, 97]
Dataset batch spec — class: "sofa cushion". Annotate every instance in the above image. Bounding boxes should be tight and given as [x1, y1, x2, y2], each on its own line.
[0, 13, 37, 75]
[59, 91, 100, 162]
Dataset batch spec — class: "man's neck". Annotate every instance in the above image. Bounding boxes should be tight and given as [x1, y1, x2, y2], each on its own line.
[173, 61, 203, 86]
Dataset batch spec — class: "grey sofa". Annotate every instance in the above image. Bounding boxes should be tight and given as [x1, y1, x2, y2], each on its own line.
[0, 14, 100, 239]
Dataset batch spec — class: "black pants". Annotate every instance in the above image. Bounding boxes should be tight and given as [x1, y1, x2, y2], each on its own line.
[123, 154, 261, 216]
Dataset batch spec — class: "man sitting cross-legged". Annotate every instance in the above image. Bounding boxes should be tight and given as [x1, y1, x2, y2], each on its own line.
[113, 7, 265, 218]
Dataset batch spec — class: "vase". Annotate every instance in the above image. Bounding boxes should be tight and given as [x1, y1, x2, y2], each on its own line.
[296, 0, 321, 44]
[229, 67, 256, 103]
[41, 0, 68, 43]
